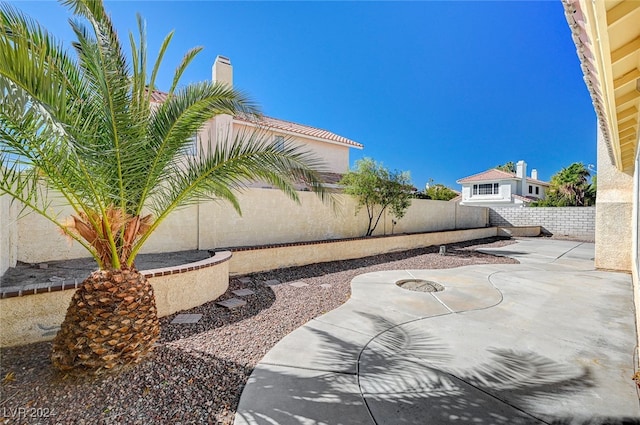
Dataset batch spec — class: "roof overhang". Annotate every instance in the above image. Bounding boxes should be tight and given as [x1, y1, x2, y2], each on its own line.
[563, 0, 640, 173]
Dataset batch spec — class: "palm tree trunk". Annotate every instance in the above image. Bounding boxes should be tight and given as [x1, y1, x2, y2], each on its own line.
[51, 268, 160, 374]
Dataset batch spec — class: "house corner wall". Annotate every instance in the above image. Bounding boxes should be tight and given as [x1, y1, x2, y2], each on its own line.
[632, 146, 640, 367]
[594, 128, 634, 272]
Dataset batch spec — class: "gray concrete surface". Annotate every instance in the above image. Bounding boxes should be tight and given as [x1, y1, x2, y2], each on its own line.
[234, 238, 640, 425]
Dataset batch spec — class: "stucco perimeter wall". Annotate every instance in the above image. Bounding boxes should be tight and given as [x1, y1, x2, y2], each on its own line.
[8, 188, 488, 264]
[0, 253, 230, 347]
[229, 227, 498, 275]
[0, 194, 17, 275]
[14, 202, 201, 263]
[489, 207, 595, 241]
[199, 190, 489, 250]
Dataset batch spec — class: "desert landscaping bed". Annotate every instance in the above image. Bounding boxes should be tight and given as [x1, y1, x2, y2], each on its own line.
[0, 237, 516, 425]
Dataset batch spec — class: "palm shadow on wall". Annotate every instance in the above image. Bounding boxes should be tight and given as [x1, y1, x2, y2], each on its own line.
[236, 312, 637, 425]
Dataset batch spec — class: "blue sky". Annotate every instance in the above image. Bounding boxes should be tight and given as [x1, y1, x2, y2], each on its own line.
[11, 0, 596, 190]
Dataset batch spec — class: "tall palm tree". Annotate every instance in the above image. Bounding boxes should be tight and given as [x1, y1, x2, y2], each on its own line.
[0, 0, 330, 374]
[549, 162, 591, 207]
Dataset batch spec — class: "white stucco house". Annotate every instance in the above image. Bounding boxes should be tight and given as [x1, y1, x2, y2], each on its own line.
[150, 56, 363, 185]
[456, 160, 549, 207]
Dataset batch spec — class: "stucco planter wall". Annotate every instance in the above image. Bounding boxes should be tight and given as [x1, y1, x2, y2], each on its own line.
[228, 227, 498, 275]
[0, 252, 231, 347]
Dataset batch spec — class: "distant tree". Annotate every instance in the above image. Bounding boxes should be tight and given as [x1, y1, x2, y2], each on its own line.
[531, 162, 595, 207]
[495, 161, 516, 173]
[340, 158, 412, 236]
[425, 181, 458, 201]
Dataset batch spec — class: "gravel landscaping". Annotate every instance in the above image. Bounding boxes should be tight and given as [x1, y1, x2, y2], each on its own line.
[0, 237, 516, 425]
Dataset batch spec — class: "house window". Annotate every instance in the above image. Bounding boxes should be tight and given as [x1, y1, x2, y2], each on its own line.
[473, 183, 499, 195]
[274, 136, 285, 151]
[535, 186, 539, 195]
[528, 185, 533, 194]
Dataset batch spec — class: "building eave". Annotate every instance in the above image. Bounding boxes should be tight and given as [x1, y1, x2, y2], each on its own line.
[563, 0, 640, 173]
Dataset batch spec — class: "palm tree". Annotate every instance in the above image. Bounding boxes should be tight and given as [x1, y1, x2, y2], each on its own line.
[0, 0, 330, 374]
[548, 162, 592, 207]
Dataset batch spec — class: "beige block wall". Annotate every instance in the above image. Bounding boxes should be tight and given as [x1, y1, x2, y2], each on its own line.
[14, 199, 200, 264]
[0, 253, 230, 347]
[16, 199, 88, 263]
[0, 194, 17, 274]
[199, 190, 372, 249]
[594, 129, 634, 272]
[198, 190, 489, 250]
[229, 227, 498, 275]
[8, 187, 488, 264]
[141, 205, 199, 254]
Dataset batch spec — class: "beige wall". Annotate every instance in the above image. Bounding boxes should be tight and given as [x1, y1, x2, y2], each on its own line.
[0, 194, 17, 274]
[15, 201, 201, 264]
[594, 128, 634, 272]
[7, 188, 488, 264]
[0, 253, 230, 347]
[198, 190, 489, 250]
[229, 227, 498, 275]
[198, 118, 351, 175]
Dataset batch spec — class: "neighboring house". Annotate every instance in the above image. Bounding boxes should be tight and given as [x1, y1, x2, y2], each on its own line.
[456, 160, 549, 207]
[561, 0, 639, 359]
[150, 56, 363, 186]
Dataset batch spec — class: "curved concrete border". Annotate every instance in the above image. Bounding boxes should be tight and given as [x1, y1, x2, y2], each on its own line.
[0, 251, 231, 347]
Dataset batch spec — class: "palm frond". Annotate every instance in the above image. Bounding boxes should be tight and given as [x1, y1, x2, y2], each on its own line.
[2, 0, 334, 269]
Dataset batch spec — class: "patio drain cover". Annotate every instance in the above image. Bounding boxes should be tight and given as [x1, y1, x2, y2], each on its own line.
[396, 279, 444, 293]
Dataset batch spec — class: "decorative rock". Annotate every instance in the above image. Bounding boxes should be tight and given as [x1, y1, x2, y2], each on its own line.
[320, 284, 332, 289]
[216, 298, 247, 309]
[171, 314, 203, 324]
[238, 277, 252, 284]
[232, 289, 255, 297]
[289, 281, 309, 288]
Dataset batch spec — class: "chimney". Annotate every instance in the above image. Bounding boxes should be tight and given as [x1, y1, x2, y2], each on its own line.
[531, 169, 538, 180]
[516, 160, 526, 178]
[212, 55, 233, 87]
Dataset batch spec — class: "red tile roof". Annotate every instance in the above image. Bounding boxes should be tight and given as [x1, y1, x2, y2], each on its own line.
[149, 89, 169, 103]
[234, 115, 362, 149]
[148, 89, 363, 149]
[457, 168, 549, 186]
[457, 169, 517, 183]
[512, 194, 538, 203]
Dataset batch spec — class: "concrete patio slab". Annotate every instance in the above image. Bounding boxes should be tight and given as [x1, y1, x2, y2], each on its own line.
[260, 319, 373, 374]
[233, 364, 374, 425]
[235, 239, 640, 425]
[313, 299, 422, 338]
